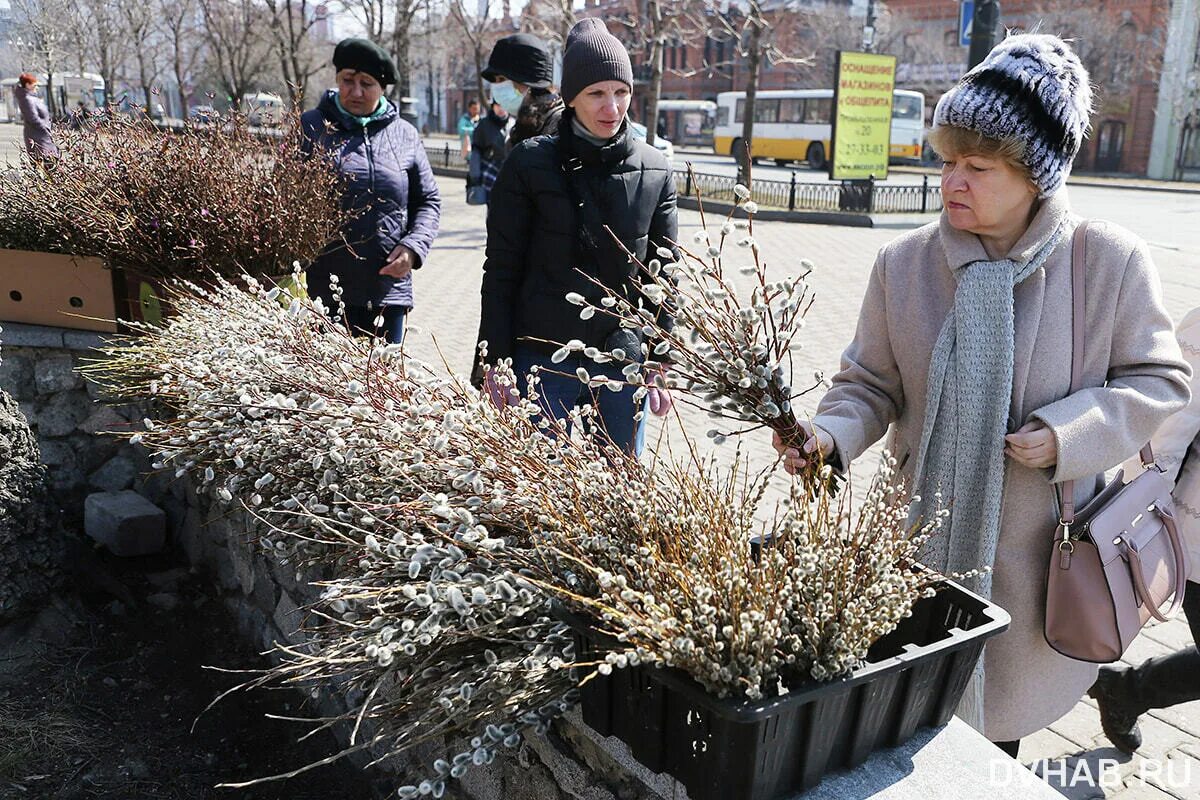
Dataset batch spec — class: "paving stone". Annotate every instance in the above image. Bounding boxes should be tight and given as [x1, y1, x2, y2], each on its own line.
[61, 330, 106, 351]
[1120, 633, 1177, 670]
[77, 404, 127, 435]
[36, 389, 90, 437]
[274, 590, 302, 643]
[0, 323, 65, 348]
[1024, 727, 1087, 764]
[1050, 700, 1109, 751]
[34, 353, 81, 394]
[1146, 699, 1200, 741]
[0, 352, 35, 399]
[1125, 714, 1194, 764]
[1110, 779, 1188, 799]
[1137, 749, 1200, 798]
[1140, 618, 1196, 654]
[88, 452, 138, 492]
[38, 439, 76, 469]
[83, 490, 166, 557]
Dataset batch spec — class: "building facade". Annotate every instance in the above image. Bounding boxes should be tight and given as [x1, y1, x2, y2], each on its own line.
[885, 0, 1170, 176]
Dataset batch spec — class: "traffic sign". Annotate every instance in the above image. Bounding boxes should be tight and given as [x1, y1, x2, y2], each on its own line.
[959, 0, 974, 47]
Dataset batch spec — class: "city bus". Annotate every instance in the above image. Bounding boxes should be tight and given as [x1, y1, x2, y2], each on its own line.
[713, 88, 926, 169]
[654, 99, 716, 149]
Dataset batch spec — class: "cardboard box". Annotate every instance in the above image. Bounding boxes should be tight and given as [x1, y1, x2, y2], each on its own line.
[0, 249, 119, 333]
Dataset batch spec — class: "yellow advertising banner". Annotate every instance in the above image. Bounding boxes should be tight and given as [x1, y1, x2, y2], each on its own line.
[831, 51, 897, 181]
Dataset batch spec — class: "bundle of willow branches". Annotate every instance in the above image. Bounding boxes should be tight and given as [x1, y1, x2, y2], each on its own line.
[84, 249, 946, 793]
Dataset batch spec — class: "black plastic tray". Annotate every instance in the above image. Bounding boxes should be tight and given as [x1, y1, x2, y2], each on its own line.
[563, 580, 1010, 800]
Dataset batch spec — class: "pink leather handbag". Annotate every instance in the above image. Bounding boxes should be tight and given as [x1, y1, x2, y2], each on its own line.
[1043, 222, 1190, 663]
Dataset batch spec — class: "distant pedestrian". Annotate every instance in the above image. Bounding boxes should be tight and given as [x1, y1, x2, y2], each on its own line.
[300, 38, 441, 343]
[474, 18, 678, 454]
[1089, 307, 1200, 754]
[458, 98, 480, 161]
[468, 33, 561, 205]
[773, 34, 1189, 758]
[13, 73, 58, 160]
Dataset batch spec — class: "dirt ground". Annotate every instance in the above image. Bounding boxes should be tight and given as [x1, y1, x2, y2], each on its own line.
[0, 548, 383, 800]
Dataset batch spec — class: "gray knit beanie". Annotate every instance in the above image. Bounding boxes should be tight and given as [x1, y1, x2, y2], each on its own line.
[934, 33, 1093, 198]
[561, 18, 634, 104]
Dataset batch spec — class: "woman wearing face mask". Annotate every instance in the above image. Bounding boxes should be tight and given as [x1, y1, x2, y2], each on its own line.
[470, 33, 561, 204]
[300, 38, 442, 343]
[474, 19, 679, 455]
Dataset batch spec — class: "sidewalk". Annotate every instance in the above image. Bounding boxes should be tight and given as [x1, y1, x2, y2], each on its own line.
[408, 174, 1200, 800]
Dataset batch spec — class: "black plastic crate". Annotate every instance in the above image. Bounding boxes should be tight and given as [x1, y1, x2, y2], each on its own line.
[563, 580, 1010, 800]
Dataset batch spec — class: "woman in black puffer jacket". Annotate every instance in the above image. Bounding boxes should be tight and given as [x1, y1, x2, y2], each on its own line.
[476, 19, 679, 455]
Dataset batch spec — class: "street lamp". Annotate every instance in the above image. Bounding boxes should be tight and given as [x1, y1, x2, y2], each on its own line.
[862, 0, 876, 53]
[968, 0, 1001, 69]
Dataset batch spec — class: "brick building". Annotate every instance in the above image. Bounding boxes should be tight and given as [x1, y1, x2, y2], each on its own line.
[885, 0, 1170, 175]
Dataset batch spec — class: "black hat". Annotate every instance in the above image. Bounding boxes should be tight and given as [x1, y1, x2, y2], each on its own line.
[561, 19, 633, 104]
[333, 38, 398, 87]
[481, 33, 553, 89]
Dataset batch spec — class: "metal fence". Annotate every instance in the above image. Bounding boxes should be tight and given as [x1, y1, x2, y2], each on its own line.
[427, 143, 942, 215]
[678, 170, 943, 215]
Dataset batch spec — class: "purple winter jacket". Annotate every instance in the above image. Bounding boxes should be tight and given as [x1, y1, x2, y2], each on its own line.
[13, 85, 58, 158]
[301, 90, 441, 309]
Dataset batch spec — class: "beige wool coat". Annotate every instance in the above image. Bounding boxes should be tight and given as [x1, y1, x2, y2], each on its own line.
[812, 191, 1191, 742]
[1123, 307, 1200, 580]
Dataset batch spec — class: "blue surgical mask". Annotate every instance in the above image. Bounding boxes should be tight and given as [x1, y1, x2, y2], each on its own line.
[490, 80, 525, 116]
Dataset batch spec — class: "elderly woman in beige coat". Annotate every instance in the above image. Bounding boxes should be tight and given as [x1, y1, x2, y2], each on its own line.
[776, 34, 1190, 757]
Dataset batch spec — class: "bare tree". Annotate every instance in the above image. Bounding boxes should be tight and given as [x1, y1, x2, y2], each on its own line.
[447, 0, 502, 106]
[342, 0, 389, 39]
[158, 0, 205, 117]
[702, 0, 809, 184]
[1024, 0, 1157, 104]
[80, 0, 124, 107]
[261, 0, 327, 106]
[198, 0, 275, 107]
[337, 0, 428, 98]
[520, 0, 575, 52]
[118, 0, 162, 114]
[7, 0, 76, 116]
[623, 0, 711, 148]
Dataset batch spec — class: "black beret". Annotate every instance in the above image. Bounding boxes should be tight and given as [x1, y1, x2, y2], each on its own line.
[333, 38, 398, 87]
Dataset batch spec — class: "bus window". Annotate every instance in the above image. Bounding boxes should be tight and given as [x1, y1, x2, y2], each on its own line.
[780, 98, 804, 124]
[735, 99, 745, 123]
[754, 99, 779, 123]
[805, 98, 831, 124]
[718, 105, 729, 126]
[893, 94, 923, 121]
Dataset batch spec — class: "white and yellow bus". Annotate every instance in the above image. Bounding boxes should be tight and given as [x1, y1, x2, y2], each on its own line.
[713, 88, 926, 169]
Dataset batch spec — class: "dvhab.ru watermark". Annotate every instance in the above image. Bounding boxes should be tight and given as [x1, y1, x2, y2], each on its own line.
[990, 756, 1195, 790]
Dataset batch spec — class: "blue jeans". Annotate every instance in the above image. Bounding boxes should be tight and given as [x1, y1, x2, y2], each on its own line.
[343, 305, 406, 343]
[513, 345, 646, 455]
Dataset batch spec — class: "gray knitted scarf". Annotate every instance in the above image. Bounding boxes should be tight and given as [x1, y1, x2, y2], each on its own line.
[909, 217, 1068, 731]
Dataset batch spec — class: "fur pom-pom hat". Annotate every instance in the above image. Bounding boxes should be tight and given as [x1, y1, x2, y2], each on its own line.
[934, 34, 1093, 197]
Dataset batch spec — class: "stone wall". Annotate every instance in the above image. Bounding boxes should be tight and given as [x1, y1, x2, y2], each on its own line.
[0, 323, 147, 528]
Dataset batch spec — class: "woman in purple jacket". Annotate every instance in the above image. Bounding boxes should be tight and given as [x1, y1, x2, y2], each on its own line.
[301, 39, 441, 343]
[13, 73, 58, 160]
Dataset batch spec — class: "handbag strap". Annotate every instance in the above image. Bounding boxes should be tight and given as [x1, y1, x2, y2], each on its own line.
[1059, 221, 1157, 527]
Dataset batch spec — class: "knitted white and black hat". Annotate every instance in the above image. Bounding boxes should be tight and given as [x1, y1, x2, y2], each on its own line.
[934, 34, 1093, 198]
